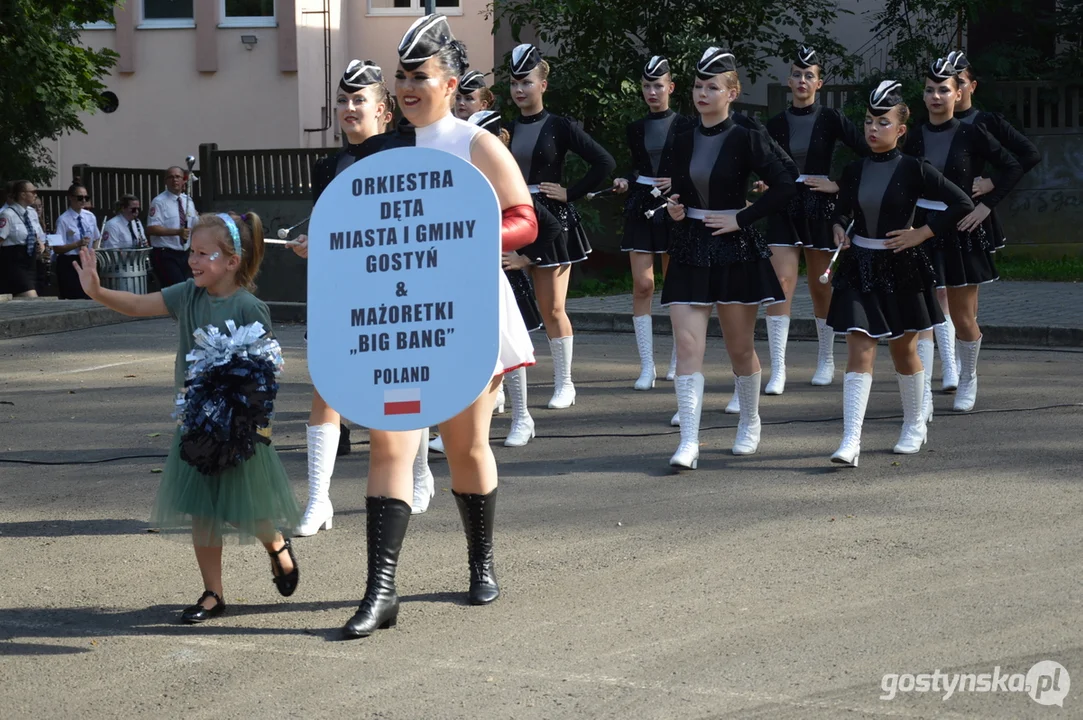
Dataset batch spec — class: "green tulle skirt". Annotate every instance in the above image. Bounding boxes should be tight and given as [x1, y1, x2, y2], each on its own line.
[151, 428, 301, 546]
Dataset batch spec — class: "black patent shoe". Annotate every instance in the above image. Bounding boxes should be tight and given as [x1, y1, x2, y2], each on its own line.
[269, 538, 300, 597]
[337, 424, 352, 456]
[181, 590, 226, 624]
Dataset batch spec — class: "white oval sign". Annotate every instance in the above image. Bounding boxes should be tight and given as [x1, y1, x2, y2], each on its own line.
[307, 146, 501, 430]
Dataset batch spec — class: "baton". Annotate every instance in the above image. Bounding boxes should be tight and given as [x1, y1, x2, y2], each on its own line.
[819, 221, 854, 285]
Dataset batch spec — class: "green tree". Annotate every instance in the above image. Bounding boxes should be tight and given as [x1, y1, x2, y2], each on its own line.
[491, 0, 853, 177]
[0, 1, 118, 185]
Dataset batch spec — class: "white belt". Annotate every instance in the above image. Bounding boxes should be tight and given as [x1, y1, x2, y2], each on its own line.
[527, 184, 541, 194]
[916, 198, 948, 211]
[686, 208, 738, 220]
[636, 175, 660, 186]
[852, 235, 890, 250]
[796, 174, 829, 183]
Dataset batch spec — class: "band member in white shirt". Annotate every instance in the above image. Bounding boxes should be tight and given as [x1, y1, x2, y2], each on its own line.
[146, 166, 198, 287]
[54, 183, 101, 299]
[0, 180, 46, 297]
[101, 194, 148, 250]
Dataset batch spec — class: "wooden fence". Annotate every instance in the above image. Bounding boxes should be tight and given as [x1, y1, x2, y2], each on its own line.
[70, 163, 166, 227]
[199, 143, 333, 202]
[35, 190, 69, 234]
[767, 81, 1083, 135]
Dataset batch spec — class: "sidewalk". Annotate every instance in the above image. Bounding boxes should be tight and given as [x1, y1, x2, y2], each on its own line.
[0, 296, 131, 340]
[2, 280, 1081, 345]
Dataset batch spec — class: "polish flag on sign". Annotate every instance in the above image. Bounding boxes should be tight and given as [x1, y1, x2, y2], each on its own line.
[383, 388, 421, 416]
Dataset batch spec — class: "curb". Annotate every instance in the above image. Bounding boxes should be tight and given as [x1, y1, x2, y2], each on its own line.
[2, 302, 1078, 348]
[0, 306, 138, 340]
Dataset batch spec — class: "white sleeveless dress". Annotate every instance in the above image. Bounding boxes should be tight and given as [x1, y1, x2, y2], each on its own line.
[414, 113, 536, 375]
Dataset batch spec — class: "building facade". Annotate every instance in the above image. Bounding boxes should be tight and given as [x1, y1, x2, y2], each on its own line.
[48, 0, 495, 188]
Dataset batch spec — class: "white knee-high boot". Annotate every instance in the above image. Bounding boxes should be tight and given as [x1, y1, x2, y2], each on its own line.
[917, 338, 935, 424]
[632, 315, 656, 391]
[831, 372, 872, 466]
[893, 371, 928, 454]
[934, 318, 959, 391]
[548, 336, 576, 409]
[810, 317, 836, 386]
[504, 367, 535, 447]
[764, 315, 789, 395]
[669, 373, 704, 469]
[732, 372, 763, 455]
[295, 423, 338, 536]
[411, 429, 434, 515]
[953, 335, 982, 412]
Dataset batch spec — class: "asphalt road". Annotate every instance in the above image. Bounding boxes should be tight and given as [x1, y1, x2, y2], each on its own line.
[1, 321, 1081, 719]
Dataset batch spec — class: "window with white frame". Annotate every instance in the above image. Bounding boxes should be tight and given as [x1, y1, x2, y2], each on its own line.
[142, 0, 195, 27]
[368, 0, 462, 16]
[221, 0, 276, 27]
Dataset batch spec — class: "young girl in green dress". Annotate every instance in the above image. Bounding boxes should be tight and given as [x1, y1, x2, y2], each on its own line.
[74, 211, 301, 624]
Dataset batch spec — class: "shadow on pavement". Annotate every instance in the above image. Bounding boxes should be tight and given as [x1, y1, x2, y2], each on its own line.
[0, 518, 150, 537]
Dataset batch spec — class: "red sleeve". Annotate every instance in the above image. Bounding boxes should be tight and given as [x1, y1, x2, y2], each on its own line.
[501, 204, 537, 252]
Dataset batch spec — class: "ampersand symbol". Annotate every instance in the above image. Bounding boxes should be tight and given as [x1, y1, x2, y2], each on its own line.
[396, 282, 408, 297]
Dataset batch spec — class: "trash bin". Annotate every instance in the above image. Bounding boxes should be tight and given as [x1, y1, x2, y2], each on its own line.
[98, 248, 152, 294]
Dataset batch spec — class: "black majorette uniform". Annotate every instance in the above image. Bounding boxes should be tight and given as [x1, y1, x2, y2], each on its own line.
[507, 110, 615, 265]
[621, 109, 696, 253]
[660, 115, 796, 306]
[620, 56, 697, 254]
[765, 51, 867, 250]
[904, 61, 1023, 287]
[506, 46, 615, 266]
[948, 52, 1040, 250]
[826, 146, 975, 338]
[826, 84, 974, 339]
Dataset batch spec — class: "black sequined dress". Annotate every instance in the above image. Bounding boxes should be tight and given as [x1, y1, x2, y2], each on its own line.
[660, 116, 795, 306]
[827, 149, 973, 339]
[508, 110, 615, 266]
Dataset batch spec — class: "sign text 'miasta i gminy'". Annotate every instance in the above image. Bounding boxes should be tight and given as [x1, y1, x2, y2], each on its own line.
[307, 146, 500, 431]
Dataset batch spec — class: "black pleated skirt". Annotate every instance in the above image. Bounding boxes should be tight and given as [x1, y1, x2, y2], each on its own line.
[0, 245, 38, 295]
[826, 244, 944, 339]
[532, 193, 591, 267]
[621, 182, 669, 253]
[661, 220, 783, 306]
[765, 186, 836, 251]
[505, 268, 543, 332]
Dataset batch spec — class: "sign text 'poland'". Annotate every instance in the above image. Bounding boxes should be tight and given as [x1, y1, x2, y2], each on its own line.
[307, 146, 501, 430]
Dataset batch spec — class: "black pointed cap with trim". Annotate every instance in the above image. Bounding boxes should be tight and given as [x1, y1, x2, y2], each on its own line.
[469, 110, 502, 136]
[946, 50, 970, 74]
[868, 80, 905, 116]
[695, 47, 736, 79]
[397, 14, 454, 71]
[510, 43, 543, 79]
[458, 70, 487, 94]
[643, 56, 671, 80]
[927, 56, 959, 82]
[340, 60, 383, 92]
[794, 46, 821, 69]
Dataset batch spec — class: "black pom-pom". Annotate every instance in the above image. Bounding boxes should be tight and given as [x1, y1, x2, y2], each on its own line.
[179, 355, 279, 476]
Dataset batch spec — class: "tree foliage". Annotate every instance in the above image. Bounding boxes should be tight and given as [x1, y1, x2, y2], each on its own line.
[0, 1, 118, 185]
[491, 0, 852, 177]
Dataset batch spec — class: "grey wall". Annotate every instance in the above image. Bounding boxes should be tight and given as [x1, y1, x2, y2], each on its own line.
[998, 135, 1083, 257]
